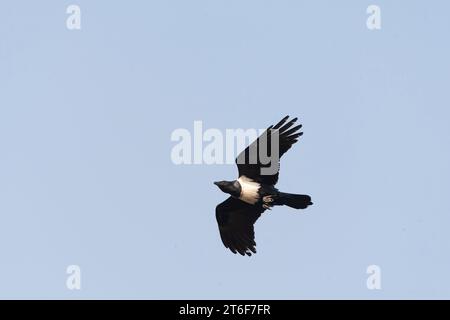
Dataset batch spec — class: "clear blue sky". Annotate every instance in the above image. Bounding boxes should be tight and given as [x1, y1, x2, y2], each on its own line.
[1, 1, 450, 299]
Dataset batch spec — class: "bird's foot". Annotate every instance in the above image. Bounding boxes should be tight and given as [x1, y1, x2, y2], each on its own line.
[262, 196, 274, 210]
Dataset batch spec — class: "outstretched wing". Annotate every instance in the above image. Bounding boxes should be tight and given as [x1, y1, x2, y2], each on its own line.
[235, 116, 303, 185]
[215, 197, 266, 256]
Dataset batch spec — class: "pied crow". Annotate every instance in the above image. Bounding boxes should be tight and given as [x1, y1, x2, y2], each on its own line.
[214, 116, 313, 256]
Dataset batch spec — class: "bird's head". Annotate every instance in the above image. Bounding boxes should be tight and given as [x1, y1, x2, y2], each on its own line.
[214, 180, 239, 196]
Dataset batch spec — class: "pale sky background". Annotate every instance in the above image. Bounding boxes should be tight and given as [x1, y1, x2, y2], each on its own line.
[1, 1, 450, 299]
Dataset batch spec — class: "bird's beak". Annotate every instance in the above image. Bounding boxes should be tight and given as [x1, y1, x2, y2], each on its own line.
[213, 181, 220, 186]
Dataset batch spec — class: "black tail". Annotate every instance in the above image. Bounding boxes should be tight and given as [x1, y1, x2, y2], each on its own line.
[277, 192, 313, 209]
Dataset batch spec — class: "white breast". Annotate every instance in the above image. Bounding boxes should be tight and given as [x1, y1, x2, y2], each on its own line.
[238, 176, 261, 205]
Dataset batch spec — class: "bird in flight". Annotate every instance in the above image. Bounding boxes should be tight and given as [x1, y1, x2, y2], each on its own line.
[214, 116, 312, 256]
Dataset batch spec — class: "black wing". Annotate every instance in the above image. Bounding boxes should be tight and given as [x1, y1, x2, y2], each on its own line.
[215, 197, 266, 256]
[235, 116, 303, 185]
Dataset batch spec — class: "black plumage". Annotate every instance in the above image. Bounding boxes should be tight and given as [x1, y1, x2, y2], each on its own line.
[214, 116, 313, 256]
